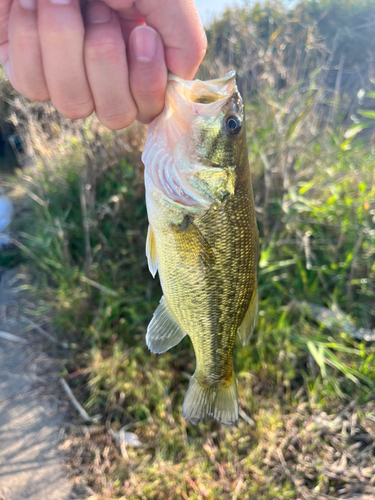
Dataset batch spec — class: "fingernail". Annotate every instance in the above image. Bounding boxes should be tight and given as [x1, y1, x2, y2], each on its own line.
[50, 0, 71, 5]
[19, 0, 37, 10]
[132, 26, 157, 63]
[86, 2, 112, 24]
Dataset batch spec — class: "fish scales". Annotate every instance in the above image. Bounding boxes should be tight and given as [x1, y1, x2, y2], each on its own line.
[142, 71, 259, 426]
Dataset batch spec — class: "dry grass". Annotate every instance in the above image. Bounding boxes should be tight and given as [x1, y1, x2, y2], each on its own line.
[59, 394, 375, 499]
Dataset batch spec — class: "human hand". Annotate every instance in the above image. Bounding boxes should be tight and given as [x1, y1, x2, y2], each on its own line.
[0, 0, 206, 129]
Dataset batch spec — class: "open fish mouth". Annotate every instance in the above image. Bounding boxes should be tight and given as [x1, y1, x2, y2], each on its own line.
[167, 71, 237, 104]
[168, 70, 236, 86]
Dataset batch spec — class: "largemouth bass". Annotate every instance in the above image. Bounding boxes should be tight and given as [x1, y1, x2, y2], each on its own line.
[142, 71, 259, 426]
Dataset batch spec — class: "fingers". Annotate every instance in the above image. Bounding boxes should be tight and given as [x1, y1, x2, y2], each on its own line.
[128, 26, 167, 124]
[8, 0, 49, 101]
[111, 0, 207, 79]
[84, 2, 136, 129]
[3, 0, 205, 127]
[37, 0, 94, 119]
[84, 2, 167, 128]
[140, 0, 207, 79]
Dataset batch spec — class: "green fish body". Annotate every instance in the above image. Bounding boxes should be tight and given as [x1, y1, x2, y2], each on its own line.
[142, 71, 259, 426]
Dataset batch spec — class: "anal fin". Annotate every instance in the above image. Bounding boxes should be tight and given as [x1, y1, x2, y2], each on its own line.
[146, 296, 186, 354]
[237, 288, 258, 346]
[146, 224, 158, 278]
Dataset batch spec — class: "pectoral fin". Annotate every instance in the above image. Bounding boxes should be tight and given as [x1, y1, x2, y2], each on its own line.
[146, 296, 187, 354]
[237, 289, 258, 346]
[146, 224, 158, 278]
[172, 215, 215, 268]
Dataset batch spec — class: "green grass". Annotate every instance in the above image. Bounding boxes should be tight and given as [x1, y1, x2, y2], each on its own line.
[5, 109, 375, 498]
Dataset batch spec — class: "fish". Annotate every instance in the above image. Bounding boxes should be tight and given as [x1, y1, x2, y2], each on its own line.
[142, 71, 259, 426]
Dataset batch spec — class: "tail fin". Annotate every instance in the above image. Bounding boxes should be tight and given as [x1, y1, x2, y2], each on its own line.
[182, 373, 238, 426]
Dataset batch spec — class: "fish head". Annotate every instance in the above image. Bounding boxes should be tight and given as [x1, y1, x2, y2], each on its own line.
[143, 71, 246, 210]
[167, 70, 245, 168]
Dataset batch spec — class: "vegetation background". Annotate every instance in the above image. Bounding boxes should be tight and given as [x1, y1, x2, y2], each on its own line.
[1, 0, 375, 498]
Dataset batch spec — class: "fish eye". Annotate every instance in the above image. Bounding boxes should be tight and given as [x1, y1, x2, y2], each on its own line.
[224, 115, 242, 136]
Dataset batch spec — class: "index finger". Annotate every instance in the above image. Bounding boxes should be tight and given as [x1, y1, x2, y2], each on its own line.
[103, 0, 207, 79]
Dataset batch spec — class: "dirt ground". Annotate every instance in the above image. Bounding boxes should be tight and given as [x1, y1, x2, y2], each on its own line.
[0, 271, 74, 500]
